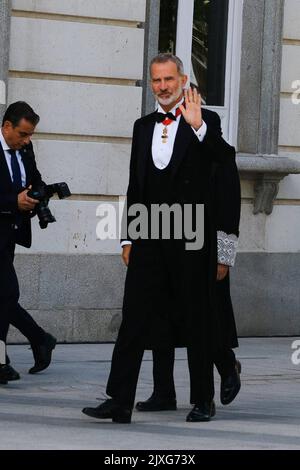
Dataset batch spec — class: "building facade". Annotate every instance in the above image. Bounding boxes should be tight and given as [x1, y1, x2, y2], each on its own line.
[0, 0, 299, 343]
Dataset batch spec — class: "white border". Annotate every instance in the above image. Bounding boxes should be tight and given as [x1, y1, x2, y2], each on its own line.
[175, 0, 244, 145]
[175, 0, 194, 84]
[225, 0, 244, 146]
[0, 80, 6, 105]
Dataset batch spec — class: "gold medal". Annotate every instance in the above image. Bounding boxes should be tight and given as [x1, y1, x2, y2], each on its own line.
[161, 126, 168, 143]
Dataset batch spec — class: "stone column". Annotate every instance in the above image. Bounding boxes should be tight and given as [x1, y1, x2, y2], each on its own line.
[257, 0, 284, 156]
[238, 0, 284, 155]
[142, 0, 160, 115]
[237, 0, 288, 215]
[0, 0, 11, 122]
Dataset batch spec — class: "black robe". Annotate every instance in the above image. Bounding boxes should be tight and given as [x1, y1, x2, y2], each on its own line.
[119, 108, 241, 354]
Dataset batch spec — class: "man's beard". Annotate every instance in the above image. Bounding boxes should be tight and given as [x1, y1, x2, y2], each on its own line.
[155, 85, 183, 107]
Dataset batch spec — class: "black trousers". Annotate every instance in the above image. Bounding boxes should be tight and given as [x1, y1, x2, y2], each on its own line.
[0, 239, 45, 356]
[106, 240, 218, 408]
[106, 338, 144, 409]
[150, 347, 236, 401]
[106, 342, 217, 408]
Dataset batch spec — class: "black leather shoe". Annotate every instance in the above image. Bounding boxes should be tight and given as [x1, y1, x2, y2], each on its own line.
[136, 394, 177, 412]
[186, 400, 216, 422]
[0, 364, 20, 382]
[82, 399, 132, 423]
[29, 333, 57, 374]
[220, 360, 241, 405]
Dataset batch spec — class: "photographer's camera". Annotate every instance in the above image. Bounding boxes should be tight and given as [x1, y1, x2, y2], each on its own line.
[27, 182, 71, 229]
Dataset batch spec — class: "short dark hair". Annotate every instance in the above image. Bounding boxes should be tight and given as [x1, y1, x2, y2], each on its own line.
[2, 101, 40, 127]
[150, 53, 184, 76]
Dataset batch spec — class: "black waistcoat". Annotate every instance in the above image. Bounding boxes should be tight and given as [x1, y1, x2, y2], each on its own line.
[144, 152, 183, 241]
[144, 152, 174, 205]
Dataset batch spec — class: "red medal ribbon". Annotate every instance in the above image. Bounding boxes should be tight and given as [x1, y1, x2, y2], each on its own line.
[162, 107, 182, 126]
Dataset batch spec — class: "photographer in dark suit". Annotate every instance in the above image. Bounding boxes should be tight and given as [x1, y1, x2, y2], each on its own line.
[0, 102, 56, 385]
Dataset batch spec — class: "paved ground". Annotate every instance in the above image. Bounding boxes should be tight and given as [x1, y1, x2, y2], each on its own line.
[0, 338, 300, 450]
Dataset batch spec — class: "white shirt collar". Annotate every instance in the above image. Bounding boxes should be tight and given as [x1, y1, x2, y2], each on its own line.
[156, 97, 184, 116]
[0, 128, 11, 151]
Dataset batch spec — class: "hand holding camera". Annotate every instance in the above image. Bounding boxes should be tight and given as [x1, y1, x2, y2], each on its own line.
[17, 185, 39, 212]
[27, 182, 71, 229]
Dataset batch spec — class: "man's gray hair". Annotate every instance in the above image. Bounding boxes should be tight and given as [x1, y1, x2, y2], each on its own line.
[150, 53, 184, 76]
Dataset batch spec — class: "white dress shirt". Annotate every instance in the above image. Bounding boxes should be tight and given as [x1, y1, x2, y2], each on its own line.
[121, 100, 207, 248]
[0, 128, 26, 188]
[121, 106, 238, 266]
[152, 98, 207, 169]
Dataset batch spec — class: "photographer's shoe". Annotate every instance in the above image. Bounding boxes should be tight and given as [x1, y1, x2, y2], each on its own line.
[0, 364, 20, 383]
[82, 399, 132, 423]
[29, 333, 57, 374]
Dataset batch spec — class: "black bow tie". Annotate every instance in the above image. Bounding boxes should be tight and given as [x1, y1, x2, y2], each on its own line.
[155, 111, 177, 123]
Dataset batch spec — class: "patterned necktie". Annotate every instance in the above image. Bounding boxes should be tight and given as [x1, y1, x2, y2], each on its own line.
[8, 149, 23, 192]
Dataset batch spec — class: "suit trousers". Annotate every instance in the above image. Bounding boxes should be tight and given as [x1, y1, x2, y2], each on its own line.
[151, 347, 236, 401]
[0, 238, 45, 349]
[106, 239, 216, 408]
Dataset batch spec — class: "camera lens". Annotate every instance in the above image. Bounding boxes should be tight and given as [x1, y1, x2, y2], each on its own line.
[36, 201, 56, 229]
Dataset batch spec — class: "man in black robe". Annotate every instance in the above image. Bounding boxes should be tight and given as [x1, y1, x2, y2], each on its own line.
[135, 153, 241, 414]
[82, 53, 241, 423]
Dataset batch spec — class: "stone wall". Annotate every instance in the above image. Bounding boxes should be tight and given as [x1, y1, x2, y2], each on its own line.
[7, 0, 300, 343]
[7, 0, 146, 343]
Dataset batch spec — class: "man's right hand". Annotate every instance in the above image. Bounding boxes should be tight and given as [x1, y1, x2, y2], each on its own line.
[17, 186, 39, 212]
[122, 245, 132, 266]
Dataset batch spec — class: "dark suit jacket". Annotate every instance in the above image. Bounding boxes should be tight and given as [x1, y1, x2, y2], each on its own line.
[122, 108, 239, 241]
[120, 108, 241, 351]
[0, 141, 43, 250]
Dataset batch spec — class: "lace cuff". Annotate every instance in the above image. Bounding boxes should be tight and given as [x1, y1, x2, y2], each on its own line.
[217, 231, 238, 267]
